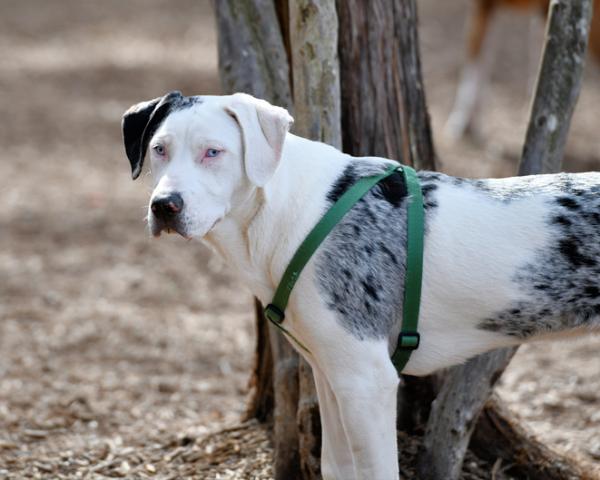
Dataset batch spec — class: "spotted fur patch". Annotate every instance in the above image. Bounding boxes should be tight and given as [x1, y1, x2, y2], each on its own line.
[315, 160, 439, 340]
[478, 174, 600, 337]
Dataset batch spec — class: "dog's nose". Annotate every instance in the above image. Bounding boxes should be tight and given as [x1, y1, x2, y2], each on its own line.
[151, 193, 184, 222]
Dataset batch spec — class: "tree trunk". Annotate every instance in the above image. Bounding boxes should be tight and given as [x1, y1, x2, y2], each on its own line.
[336, 0, 436, 171]
[213, 0, 292, 109]
[269, 326, 301, 479]
[288, 1, 341, 478]
[419, 1, 593, 478]
[289, 0, 341, 148]
[213, 2, 303, 478]
[519, 0, 593, 176]
[393, 0, 437, 171]
[244, 298, 274, 422]
[419, 349, 516, 480]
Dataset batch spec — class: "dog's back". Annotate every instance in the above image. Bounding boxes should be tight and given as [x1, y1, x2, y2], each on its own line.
[315, 163, 600, 371]
[424, 171, 600, 339]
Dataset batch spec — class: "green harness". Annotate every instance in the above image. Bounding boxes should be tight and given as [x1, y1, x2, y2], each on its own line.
[264, 163, 424, 373]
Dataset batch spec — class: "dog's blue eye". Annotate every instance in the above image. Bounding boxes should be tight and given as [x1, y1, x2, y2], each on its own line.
[206, 149, 220, 158]
[153, 144, 165, 156]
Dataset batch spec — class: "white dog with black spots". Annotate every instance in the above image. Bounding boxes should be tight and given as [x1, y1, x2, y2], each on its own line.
[122, 91, 600, 480]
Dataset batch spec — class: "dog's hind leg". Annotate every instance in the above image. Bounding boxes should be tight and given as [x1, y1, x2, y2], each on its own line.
[318, 339, 400, 480]
[313, 365, 356, 480]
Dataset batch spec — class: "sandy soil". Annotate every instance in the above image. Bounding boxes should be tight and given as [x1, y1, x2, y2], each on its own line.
[0, 0, 598, 478]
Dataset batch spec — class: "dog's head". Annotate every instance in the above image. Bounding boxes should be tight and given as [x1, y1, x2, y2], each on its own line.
[122, 92, 293, 239]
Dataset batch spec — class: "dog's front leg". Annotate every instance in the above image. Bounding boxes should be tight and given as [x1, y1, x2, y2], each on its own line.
[322, 343, 400, 480]
[313, 365, 356, 480]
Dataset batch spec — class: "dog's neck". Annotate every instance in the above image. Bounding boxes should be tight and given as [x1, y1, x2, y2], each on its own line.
[203, 133, 349, 303]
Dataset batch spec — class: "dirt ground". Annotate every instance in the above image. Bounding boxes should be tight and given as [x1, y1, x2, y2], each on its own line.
[0, 0, 598, 478]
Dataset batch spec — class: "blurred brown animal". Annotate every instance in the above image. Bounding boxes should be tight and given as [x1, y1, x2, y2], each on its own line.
[445, 0, 600, 140]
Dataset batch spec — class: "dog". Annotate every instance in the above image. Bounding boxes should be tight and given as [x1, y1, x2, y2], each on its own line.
[445, 0, 600, 140]
[122, 91, 600, 480]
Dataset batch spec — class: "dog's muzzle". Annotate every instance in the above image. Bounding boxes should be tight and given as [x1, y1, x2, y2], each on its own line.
[150, 192, 185, 237]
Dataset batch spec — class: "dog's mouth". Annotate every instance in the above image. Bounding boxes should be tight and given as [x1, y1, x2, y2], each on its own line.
[149, 213, 223, 240]
[150, 219, 189, 239]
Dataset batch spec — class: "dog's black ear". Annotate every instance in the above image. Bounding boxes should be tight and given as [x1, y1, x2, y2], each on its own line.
[121, 91, 183, 179]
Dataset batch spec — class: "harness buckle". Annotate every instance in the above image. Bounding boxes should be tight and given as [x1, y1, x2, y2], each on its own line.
[264, 304, 285, 324]
[398, 332, 420, 350]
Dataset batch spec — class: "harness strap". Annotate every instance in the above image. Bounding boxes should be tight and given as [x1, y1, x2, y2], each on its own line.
[391, 165, 424, 372]
[265, 163, 424, 373]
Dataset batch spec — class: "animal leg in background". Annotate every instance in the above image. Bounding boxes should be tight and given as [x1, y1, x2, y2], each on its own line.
[444, 0, 495, 141]
[446, 0, 600, 142]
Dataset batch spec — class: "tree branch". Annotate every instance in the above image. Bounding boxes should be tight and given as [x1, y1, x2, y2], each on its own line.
[472, 396, 592, 480]
[519, 0, 593, 175]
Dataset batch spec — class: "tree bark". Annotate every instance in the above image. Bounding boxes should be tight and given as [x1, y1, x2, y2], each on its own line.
[419, 1, 593, 478]
[419, 349, 516, 480]
[289, 0, 341, 148]
[213, 3, 303, 478]
[214, 0, 292, 110]
[393, 0, 437, 171]
[269, 326, 301, 479]
[296, 359, 321, 479]
[288, 2, 341, 478]
[519, 0, 593, 176]
[336, 0, 436, 170]
[244, 298, 274, 422]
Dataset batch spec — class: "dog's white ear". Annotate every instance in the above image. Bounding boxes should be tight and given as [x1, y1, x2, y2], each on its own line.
[225, 93, 293, 187]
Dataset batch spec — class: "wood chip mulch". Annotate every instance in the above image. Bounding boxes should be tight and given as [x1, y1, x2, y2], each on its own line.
[0, 420, 272, 480]
[1, 417, 524, 479]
